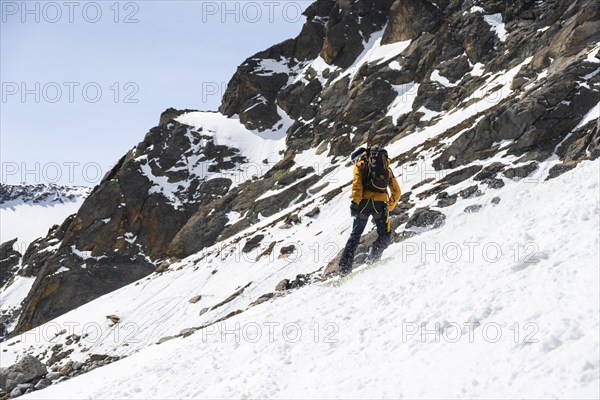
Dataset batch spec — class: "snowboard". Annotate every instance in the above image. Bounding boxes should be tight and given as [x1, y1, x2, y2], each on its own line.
[318, 257, 393, 288]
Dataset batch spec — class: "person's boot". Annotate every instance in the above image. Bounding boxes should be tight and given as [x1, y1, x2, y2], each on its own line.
[365, 246, 383, 264]
[339, 264, 352, 276]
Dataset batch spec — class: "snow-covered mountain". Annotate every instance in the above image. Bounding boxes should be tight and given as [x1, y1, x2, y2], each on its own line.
[0, 184, 90, 341]
[1, 0, 599, 398]
[0, 184, 90, 251]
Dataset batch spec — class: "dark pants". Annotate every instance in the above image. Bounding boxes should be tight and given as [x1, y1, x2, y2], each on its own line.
[339, 199, 391, 274]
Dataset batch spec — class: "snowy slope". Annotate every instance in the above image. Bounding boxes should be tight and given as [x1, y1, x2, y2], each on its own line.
[0, 184, 90, 252]
[14, 159, 599, 399]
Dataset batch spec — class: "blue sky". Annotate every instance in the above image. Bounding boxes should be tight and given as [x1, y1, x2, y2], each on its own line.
[1, 0, 310, 186]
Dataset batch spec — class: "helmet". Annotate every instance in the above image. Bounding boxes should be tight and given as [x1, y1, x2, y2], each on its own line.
[351, 147, 367, 164]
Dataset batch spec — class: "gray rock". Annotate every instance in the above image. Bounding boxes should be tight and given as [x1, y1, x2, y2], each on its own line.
[251, 293, 275, 306]
[45, 371, 61, 381]
[58, 362, 73, 376]
[288, 275, 308, 289]
[16, 383, 33, 391]
[486, 178, 505, 189]
[464, 205, 483, 213]
[406, 208, 446, 229]
[438, 165, 483, 186]
[180, 328, 196, 337]
[34, 378, 51, 390]
[459, 185, 482, 199]
[188, 295, 202, 304]
[198, 307, 209, 316]
[275, 279, 290, 292]
[88, 354, 108, 363]
[435, 192, 457, 208]
[411, 178, 435, 190]
[279, 245, 296, 256]
[546, 163, 577, 180]
[10, 387, 22, 397]
[242, 235, 265, 253]
[383, 0, 442, 42]
[474, 162, 505, 181]
[155, 261, 171, 274]
[305, 207, 321, 218]
[157, 336, 176, 344]
[0, 355, 47, 391]
[503, 162, 538, 179]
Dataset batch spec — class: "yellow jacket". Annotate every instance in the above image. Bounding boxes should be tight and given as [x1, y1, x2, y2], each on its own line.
[351, 159, 401, 211]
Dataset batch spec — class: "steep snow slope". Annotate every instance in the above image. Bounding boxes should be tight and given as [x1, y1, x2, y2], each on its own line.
[17, 159, 599, 399]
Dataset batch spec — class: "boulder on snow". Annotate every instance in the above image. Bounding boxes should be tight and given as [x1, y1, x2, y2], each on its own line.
[157, 336, 176, 344]
[436, 192, 458, 207]
[459, 185, 482, 199]
[405, 208, 446, 229]
[155, 261, 171, 274]
[250, 293, 276, 306]
[198, 307, 209, 316]
[503, 162, 538, 179]
[0, 355, 47, 391]
[241, 234, 265, 253]
[275, 279, 290, 292]
[279, 245, 297, 257]
[546, 163, 577, 180]
[305, 207, 321, 218]
[464, 204, 483, 213]
[188, 295, 202, 304]
[180, 327, 197, 337]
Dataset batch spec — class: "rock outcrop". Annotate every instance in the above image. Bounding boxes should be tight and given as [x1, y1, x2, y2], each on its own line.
[0, 239, 21, 288]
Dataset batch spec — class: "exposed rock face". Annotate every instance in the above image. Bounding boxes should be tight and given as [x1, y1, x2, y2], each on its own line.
[12, 108, 229, 334]
[383, 0, 443, 43]
[219, 0, 333, 131]
[0, 239, 21, 288]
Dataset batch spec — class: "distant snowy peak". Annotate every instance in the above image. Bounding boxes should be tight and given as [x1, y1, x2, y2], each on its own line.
[0, 183, 91, 208]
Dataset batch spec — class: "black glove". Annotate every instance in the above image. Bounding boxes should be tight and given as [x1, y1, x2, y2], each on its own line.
[350, 202, 359, 217]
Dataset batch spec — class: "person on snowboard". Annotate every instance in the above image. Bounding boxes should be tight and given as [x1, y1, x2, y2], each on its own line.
[338, 146, 401, 275]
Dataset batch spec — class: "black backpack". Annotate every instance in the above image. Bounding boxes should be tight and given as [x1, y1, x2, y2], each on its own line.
[363, 147, 391, 193]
